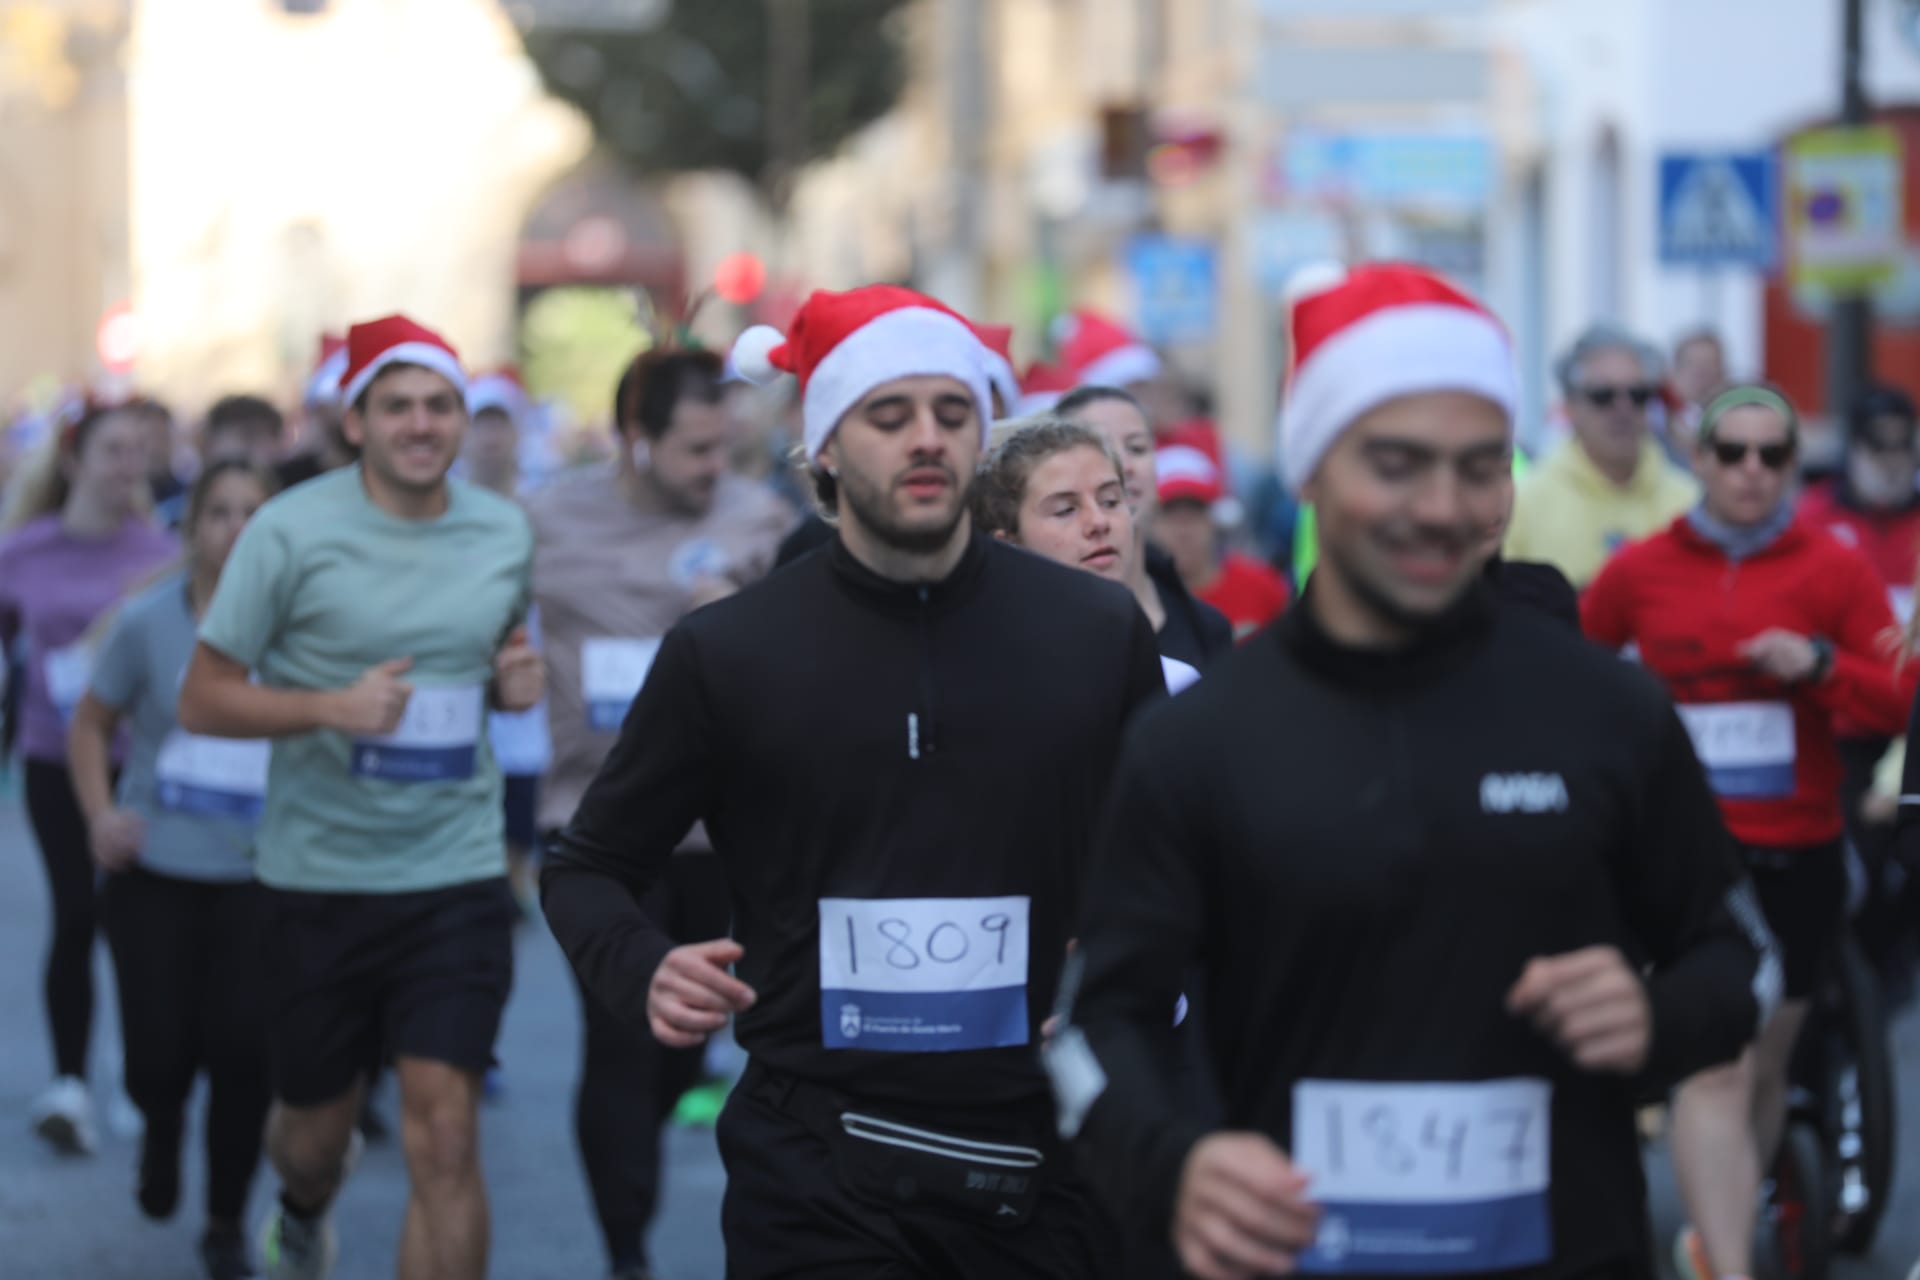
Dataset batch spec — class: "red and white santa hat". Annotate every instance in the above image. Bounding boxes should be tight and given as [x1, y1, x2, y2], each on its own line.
[730, 285, 992, 461]
[1058, 309, 1163, 390]
[467, 367, 528, 421]
[972, 322, 1020, 412]
[304, 334, 349, 409]
[341, 315, 466, 410]
[1155, 443, 1224, 507]
[1280, 262, 1515, 493]
[1015, 361, 1074, 415]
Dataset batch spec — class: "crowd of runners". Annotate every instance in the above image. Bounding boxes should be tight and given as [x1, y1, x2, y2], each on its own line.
[3, 260, 1919, 1280]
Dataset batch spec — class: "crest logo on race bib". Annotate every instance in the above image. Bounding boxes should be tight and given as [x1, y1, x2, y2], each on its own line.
[1317, 1215, 1352, 1264]
[840, 1004, 863, 1039]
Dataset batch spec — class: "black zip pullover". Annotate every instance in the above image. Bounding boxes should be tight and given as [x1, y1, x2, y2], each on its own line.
[543, 533, 1165, 1109]
[1052, 585, 1773, 1278]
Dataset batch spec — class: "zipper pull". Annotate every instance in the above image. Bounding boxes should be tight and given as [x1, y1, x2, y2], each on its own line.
[908, 712, 920, 761]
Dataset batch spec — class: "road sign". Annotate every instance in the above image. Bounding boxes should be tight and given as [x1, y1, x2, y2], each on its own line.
[1658, 153, 1778, 269]
[1124, 237, 1217, 346]
[1786, 126, 1904, 294]
[1278, 130, 1494, 211]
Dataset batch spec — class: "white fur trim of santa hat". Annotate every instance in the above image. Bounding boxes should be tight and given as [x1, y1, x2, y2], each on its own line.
[1279, 263, 1515, 493]
[341, 315, 466, 410]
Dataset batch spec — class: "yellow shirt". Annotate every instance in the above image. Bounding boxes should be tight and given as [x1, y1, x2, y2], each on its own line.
[1504, 438, 1699, 588]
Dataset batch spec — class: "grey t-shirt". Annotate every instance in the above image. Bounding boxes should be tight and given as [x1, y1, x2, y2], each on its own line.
[89, 573, 263, 882]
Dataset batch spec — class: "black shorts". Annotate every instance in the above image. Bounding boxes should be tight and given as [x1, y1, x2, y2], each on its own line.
[263, 877, 515, 1106]
[1743, 841, 1848, 1001]
[502, 773, 539, 849]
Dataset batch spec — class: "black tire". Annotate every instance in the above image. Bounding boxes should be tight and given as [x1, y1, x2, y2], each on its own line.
[1830, 935, 1897, 1255]
[1770, 1120, 1833, 1280]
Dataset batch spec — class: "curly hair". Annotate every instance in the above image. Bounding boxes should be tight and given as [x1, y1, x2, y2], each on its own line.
[971, 416, 1123, 540]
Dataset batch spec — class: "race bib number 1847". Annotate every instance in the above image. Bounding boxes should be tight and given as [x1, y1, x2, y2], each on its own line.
[1293, 1078, 1552, 1274]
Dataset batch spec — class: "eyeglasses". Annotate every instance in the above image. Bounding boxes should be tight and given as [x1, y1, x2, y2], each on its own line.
[1709, 440, 1795, 470]
[1580, 385, 1658, 410]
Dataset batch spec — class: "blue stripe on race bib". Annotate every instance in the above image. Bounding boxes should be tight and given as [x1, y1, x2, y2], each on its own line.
[820, 984, 1029, 1052]
[156, 780, 264, 821]
[350, 742, 477, 783]
[588, 700, 629, 733]
[1702, 760, 1796, 799]
[1300, 1193, 1552, 1275]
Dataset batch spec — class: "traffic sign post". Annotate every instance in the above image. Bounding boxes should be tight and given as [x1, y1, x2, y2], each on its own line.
[1658, 152, 1779, 270]
[1785, 125, 1904, 295]
[1124, 236, 1218, 346]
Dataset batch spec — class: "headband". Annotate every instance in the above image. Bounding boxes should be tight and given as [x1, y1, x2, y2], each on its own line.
[1699, 384, 1797, 442]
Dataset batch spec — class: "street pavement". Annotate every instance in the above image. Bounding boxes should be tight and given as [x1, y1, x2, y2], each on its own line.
[1, 785, 1916, 1278]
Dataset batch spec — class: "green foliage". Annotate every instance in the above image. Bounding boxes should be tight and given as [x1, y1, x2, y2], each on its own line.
[523, 1, 911, 188]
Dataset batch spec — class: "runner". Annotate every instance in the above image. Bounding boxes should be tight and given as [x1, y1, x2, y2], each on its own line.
[973, 416, 1200, 692]
[178, 314, 541, 1280]
[0, 397, 176, 1155]
[67, 459, 277, 1280]
[527, 341, 790, 1280]
[1150, 442, 1290, 639]
[1582, 384, 1912, 1280]
[542, 285, 1164, 1278]
[1056, 385, 1232, 669]
[1050, 264, 1775, 1280]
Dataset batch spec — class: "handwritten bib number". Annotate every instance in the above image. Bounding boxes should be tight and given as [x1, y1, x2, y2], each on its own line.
[818, 895, 1030, 1053]
[582, 638, 661, 732]
[155, 731, 270, 820]
[1677, 701, 1796, 798]
[44, 643, 92, 720]
[1294, 1078, 1552, 1274]
[350, 685, 483, 783]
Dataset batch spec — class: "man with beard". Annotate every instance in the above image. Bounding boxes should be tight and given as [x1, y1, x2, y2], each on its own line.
[525, 344, 791, 1280]
[1048, 265, 1773, 1280]
[180, 316, 543, 1280]
[541, 285, 1164, 1277]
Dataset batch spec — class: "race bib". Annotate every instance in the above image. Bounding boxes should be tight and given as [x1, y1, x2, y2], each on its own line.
[818, 895, 1030, 1053]
[1294, 1078, 1552, 1274]
[44, 642, 92, 719]
[488, 706, 552, 776]
[154, 731, 270, 820]
[1677, 701, 1796, 798]
[582, 637, 661, 732]
[350, 685, 483, 783]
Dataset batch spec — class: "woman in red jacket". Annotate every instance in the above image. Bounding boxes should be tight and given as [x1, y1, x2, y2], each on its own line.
[1584, 384, 1914, 1280]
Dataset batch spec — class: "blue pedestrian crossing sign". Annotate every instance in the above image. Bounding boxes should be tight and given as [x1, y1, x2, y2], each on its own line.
[1659, 152, 1779, 269]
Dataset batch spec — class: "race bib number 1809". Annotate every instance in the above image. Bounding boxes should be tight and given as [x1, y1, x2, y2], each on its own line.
[818, 895, 1029, 1053]
[1293, 1078, 1552, 1274]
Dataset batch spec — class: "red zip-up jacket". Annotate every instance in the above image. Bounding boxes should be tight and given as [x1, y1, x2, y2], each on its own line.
[1583, 514, 1913, 850]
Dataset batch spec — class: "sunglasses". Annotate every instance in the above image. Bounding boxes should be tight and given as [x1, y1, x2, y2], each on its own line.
[1580, 385, 1658, 409]
[1709, 439, 1795, 470]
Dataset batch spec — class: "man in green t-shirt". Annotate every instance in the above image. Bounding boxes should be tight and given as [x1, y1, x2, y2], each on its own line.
[180, 315, 541, 1280]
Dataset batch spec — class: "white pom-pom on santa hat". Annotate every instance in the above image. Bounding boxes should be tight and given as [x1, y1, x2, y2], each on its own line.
[729, 325, 789, 386]
[1278, 263, 1516, 495]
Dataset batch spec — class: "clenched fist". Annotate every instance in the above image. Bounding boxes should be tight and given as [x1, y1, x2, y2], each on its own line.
[492, 626, 545, 712]
[326, 657, 414, 737]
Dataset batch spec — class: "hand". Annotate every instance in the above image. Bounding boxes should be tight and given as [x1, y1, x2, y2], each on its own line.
[326, 658, 414, 736]
[687, 577, 738, 611]
[88, 807, 144, 872]
[1738, 629, 1819, 683]
[1507, 946, 1652, 1074]
[648, 938, 757, 1048]
[1174, 1133, 1320, 1280]
[492, 627, 544, 712]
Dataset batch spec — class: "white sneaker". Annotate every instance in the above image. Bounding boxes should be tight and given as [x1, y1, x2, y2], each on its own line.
[28, 1076, 97, 1156]
[257, 1201, 339, 1280]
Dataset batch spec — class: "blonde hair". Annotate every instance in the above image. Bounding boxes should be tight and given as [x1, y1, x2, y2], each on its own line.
[0, 406, 154, 532]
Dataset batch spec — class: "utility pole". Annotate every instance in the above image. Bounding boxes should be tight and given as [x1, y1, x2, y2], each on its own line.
[764, 0, 810, 215]
[1827, 0, 1872, 423]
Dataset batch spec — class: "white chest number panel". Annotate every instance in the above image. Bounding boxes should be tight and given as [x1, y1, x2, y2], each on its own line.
[1294, 1078, 1552, 1274]
[154, 731, 271, 820]
[43, 642, 92, 720]
[350, 685, 483, 783]
[818, 895, 1029, 1053]
[582, 638, 662, 733]
[1677, 701, 1796, 798]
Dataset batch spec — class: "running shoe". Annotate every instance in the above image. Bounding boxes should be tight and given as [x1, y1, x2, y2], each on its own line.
[201, 1224, 258, 1279]
[257, 1199, 337, 1280]
[29, 1076, 97, 1156]
[1673, 1226, 1712, 1280]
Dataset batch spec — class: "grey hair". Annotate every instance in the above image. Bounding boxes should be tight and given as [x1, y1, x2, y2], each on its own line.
[972, 415, 1125, 539]
[1555, 323, 1664, 395]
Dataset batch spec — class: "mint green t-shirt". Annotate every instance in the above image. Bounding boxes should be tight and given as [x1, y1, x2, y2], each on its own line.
[198, 467, 533, 893]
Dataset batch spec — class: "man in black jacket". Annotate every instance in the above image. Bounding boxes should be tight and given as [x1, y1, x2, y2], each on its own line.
[542, 285, 1164, 1278]
[1050, 264, 1774, 1280]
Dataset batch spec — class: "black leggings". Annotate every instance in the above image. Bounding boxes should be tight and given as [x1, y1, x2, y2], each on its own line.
[103, 867, 272, 1222]
[572, 853, 731, 1272]
[24, 759, 98, 1079]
